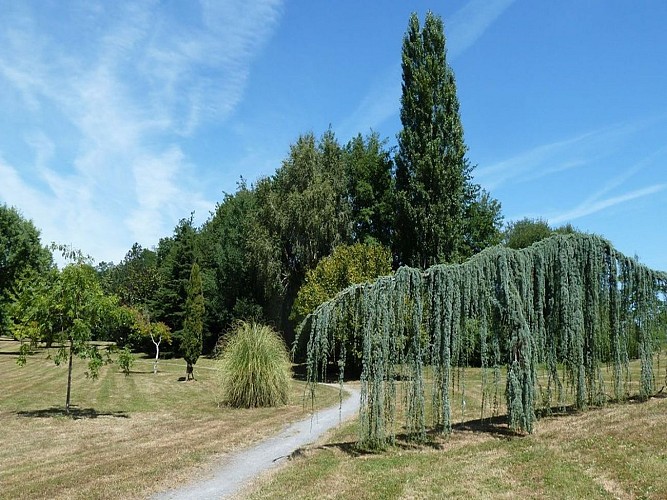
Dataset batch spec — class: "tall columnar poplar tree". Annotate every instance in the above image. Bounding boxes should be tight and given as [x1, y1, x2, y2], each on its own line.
[395, 11, 498, 268]
[182, 262, 204, 381]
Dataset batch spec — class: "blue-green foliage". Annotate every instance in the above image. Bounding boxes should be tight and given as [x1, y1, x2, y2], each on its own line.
[302, 234, 667, 448]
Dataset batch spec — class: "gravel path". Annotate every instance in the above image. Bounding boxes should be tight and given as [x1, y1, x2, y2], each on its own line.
[153, 385, 360, 500]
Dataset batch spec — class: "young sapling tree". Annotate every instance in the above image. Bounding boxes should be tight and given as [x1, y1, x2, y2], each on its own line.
[12, 246, 120, 414]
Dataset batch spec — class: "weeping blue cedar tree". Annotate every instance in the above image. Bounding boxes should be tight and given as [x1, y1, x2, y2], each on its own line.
[302, 234, 667, 449]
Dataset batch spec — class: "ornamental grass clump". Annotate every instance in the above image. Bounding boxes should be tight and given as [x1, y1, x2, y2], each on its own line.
[218, 321, 291, 408]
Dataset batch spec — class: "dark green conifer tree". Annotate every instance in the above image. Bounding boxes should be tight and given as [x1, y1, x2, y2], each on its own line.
[152, 216, 199, 343]
[182, 262, 204, 380]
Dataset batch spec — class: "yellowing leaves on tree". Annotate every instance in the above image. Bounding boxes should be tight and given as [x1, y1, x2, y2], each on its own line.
[290, 243, 392, 324]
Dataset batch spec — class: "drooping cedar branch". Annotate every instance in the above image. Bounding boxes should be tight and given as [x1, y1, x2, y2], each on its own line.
[301, 234, 667, 449]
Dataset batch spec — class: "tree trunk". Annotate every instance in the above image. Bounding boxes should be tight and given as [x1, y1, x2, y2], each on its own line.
[153, 347, 159, 375]
[65, 338, 74, 414]
[151, 334, 160, 375]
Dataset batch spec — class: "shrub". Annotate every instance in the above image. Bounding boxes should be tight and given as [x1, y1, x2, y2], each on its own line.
[117, 346, 135, 376]
[217, 321, 291, 408]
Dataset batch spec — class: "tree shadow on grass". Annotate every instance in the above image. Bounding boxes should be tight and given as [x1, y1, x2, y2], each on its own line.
[307, 429, 460, 459]
[121, 369, 155, 375]
[291, 363, 364, 383]
[454, 403, 590, 439]
[288, 395, 666, 461]
[296, 415, 533, 459]
[292, 441, 375, 459]
[16, 406, 130, 419]
[626, 392, 667, 402]
[452, 414, 526, 439]
[455, 394, 666, 438]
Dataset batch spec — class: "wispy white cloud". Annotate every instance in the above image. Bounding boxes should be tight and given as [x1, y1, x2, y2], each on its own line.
[545, 143, 667, 225]
[484, 122, 667, 226]
[549, 184, 667, 224]
[446, 0, 516, 58]
[127, 146, 211, 246]
[475, 132, 595, 190]
[474, 123, 642, 190]
[338, 66, 401, 141]
[0, 157, 43, 213]
[0, 0, 284, 263]
[579, 147, 667, 206]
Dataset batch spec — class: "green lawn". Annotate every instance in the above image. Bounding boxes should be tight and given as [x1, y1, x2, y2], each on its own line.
[4, 336, 666, 499]
[0, 337, 339, 499]
[245, 358, 667, 499]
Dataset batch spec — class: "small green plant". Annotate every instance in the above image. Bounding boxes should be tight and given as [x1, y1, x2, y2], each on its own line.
[117, 346, 135, 376]
[217, 321, 291, 408]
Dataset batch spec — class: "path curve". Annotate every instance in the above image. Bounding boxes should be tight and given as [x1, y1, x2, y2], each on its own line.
[153, 385, 360, 500]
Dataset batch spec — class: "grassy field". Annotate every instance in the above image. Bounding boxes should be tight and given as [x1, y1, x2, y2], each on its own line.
[4, 336, 667, 500]
[0, 337, 339, 499]
[244, 359, 667, 499]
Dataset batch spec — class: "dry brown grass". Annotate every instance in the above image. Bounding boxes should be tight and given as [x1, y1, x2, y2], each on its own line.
[0, 338, 339, 499]
[245, 358, 667, 499]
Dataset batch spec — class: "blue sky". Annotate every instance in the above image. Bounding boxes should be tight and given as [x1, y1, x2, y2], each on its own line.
[1, 1, 666, 271]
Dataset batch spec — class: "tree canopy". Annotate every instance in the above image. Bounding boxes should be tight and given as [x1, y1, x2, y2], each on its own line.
[98, 242, 161, 308]
[345, 133, 395, 247]
[0, 205, 52, 334]
[291, 243, 393, 324]
[151, 216, 201, 351]
[199, 181, 265, 337]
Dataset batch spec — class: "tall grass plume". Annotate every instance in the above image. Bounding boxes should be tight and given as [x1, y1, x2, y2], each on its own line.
[217, 321, 291, 408]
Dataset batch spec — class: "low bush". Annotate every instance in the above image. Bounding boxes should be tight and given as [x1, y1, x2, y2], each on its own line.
[117, 346, 135, 376]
